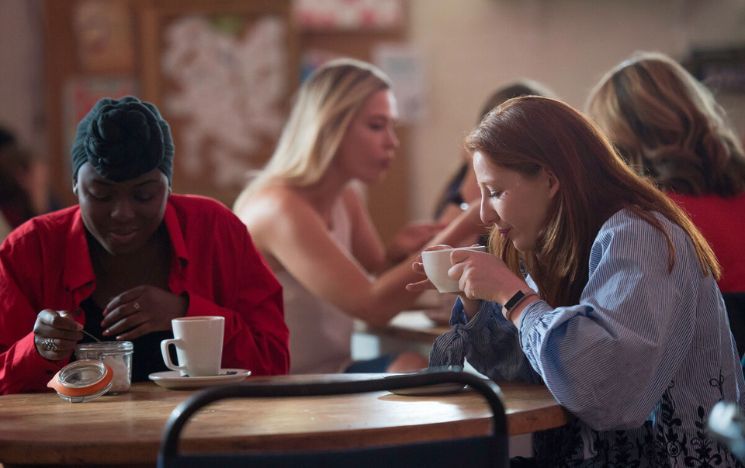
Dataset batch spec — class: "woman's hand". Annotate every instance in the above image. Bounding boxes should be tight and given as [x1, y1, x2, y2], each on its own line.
[33, 309, 83, 361]
[101, 286, 188, 340]
[448, 249, 529, 318]
[387, 221, 447, 264]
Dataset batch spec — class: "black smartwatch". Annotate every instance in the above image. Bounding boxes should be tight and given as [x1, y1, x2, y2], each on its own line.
[502, 290, 536, 321]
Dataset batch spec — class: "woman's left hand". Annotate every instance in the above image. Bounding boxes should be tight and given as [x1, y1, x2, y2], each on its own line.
[100, 286, 187, 340]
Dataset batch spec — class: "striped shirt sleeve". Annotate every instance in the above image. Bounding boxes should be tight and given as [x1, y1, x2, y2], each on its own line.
[518, 210, 699, 430]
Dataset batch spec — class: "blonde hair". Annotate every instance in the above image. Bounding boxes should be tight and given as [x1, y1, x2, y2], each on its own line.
[234, 58, 391, 209]
[466, 96, 720, 307]
[587, 51, 745, 196]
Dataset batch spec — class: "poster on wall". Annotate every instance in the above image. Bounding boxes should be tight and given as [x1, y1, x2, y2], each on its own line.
[293, 0, 404, 31]
[373, 44, 426, 124]
[139, 1, 295, 203]
[72, 0, 135, 73]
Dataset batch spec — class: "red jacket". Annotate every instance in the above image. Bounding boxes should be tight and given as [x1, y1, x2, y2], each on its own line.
[0, 194, 289, 394]
[667, 192, 745, 293]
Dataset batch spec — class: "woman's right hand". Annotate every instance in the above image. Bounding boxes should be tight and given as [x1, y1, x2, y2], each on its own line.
[33, 309, 83, 361]
[449, 249, 531, 320]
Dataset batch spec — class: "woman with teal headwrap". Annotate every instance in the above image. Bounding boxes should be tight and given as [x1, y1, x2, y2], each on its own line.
[0, 96, 289, 394]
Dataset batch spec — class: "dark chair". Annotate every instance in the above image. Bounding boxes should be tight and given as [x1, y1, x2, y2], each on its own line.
[708, 400, 745, 462]
[158, 370, 508, 468]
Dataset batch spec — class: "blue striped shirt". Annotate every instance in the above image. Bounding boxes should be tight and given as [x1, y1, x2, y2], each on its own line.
[430, 209, 745, 467]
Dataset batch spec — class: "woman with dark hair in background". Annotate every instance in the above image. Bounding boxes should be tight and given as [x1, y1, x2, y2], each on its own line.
[587, 51, 745, 357]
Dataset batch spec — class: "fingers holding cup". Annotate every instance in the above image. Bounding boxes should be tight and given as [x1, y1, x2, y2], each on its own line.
[422, 245, 486, 293]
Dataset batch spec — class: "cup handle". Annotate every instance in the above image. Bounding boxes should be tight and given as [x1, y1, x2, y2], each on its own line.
[160, 339, 186, 373]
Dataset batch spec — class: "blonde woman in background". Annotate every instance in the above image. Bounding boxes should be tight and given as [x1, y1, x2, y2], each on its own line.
[587, 51, 745, 357]
[234, 58, 480, 374]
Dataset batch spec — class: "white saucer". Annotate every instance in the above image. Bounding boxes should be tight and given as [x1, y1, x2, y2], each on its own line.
[148, 369, 251, 389]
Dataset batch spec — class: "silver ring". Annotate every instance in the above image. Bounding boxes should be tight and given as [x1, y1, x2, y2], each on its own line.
[133, 301, 141, 311]
[41, 337, 59, 352]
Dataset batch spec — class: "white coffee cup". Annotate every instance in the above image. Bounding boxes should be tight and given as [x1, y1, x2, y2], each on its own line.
[421, 245, 487, 293]
[161, 316, 224, 377]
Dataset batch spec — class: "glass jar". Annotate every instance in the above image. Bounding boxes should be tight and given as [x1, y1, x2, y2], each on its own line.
[75, 341, 133, 393]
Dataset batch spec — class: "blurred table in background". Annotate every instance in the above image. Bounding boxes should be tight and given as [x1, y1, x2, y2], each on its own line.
[365, 310, 450, 344]
[353, 310, 450, 362]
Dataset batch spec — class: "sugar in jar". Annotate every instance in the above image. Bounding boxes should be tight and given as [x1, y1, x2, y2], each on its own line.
[75, 341, 133, 393]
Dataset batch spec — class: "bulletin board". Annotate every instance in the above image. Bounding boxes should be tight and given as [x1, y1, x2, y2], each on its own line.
[43, 0, 295, 208]
[139, 0, 296, 203]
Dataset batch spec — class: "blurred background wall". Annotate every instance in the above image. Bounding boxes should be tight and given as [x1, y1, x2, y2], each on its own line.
[2, 0, 745, 230]
[0, 1, 45, 156]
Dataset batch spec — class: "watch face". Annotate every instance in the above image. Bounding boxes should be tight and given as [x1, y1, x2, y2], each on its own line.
[504, 290, 526, 310]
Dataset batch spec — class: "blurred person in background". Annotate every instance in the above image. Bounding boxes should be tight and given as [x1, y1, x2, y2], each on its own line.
[234, 58, 480, 374]
[587, 51, 745, 357]
[0, 126, 36, 241]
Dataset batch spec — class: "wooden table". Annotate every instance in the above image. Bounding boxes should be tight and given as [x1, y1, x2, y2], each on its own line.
[0, 375, 567, 466]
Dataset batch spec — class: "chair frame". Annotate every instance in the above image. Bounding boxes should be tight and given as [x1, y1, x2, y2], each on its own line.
[158, 370, 508, 468]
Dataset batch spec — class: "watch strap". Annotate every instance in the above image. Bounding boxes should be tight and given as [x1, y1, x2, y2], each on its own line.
[503, 290, 527, 311]
[502, 290, 538, 322]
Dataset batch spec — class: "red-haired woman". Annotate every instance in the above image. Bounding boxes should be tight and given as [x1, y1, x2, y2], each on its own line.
[410, 96, 745, 466]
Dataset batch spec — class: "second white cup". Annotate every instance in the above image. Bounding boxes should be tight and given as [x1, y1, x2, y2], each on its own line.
[161, 316, 224, 377]
[422, 246, 487, 293]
